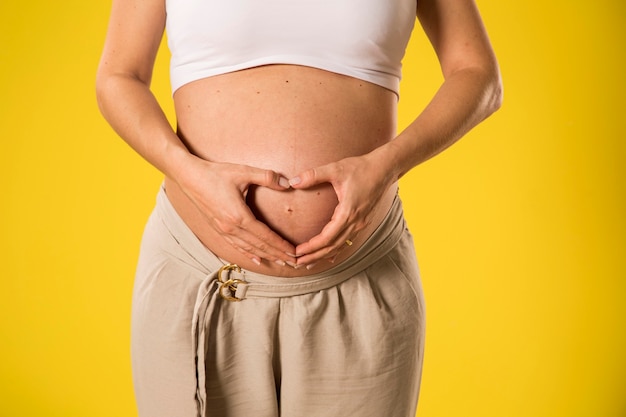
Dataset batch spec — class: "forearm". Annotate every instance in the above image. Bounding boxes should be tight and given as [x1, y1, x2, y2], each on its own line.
[95, 73, 194, 182]
[380, 64, 503, 181]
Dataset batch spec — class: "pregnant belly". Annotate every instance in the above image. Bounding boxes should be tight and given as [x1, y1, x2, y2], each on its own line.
[167, 64, 398, 275]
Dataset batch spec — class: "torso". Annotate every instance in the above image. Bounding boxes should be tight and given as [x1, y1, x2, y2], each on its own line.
[165, 64, 399, 277]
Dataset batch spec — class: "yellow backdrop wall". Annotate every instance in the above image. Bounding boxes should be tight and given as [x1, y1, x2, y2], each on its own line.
[1, 1, 624, 416]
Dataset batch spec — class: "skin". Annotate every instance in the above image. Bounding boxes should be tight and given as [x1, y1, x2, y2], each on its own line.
[96, 0, 502, 276]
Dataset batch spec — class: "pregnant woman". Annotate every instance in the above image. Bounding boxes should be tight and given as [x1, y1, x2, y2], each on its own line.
[96, 0, 501, 416]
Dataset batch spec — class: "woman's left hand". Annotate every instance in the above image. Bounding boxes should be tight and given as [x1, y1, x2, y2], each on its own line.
[288, 150, 396, 267]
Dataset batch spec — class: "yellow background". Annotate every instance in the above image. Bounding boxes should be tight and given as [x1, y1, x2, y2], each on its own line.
[1, 0, 624, 416]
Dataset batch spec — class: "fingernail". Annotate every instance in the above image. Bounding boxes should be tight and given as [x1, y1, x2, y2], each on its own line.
[289, 177, 301, 186]
[275, 260, 287, 266]
[279, 176, 290, 188]
[252, 258, 261, 266]
[286, 261, 298, 268]
[306, 263, 318, 270]
[286, 252, 297, 258]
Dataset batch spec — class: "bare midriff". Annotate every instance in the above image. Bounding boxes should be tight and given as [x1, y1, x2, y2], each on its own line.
[164, 65, 399, 277]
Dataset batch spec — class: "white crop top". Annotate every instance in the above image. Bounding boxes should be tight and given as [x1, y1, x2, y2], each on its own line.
[165, 0, 417, 95]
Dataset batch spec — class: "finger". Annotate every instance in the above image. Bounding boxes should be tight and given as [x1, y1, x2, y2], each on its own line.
[212, 202, 296, 263]
[227, 230, 297, 266]
[289, 164, 336, 190]
[294, 201, 374, 266]
[294, 210, 352, 264]
[239, 219, 297, 262]
[295, 218, 345, 258]
[236, 224, 296, 263]
[219, 234, 261, 264]
[244, 166, 290, 191]
[226, 234, 293, 267]
[295, 226, 356, 266]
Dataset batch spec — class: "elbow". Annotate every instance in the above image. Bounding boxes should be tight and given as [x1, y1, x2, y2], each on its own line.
[485, 67, 504, 117]
[94, 70, 132, 119]
[95, 70, 111, 116]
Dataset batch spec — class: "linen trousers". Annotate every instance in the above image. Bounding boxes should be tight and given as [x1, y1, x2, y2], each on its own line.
[131, 186, 425, 417]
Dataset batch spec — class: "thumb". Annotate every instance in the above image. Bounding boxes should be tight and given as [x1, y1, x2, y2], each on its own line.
[288, 165, 332, 189]
[247, 166, 291, 191]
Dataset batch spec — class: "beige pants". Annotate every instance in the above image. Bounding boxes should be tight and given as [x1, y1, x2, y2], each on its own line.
[131, 187, 425, 417]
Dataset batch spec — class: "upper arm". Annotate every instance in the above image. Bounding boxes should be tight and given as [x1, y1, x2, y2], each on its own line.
[97, 0, 166, 86]
[416, 0, 499, 79]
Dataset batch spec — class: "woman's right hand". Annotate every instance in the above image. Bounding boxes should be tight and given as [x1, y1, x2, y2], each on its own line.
[175, 155, 297, 267]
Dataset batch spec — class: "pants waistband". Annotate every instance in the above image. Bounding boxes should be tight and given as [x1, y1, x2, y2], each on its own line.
[155, 185, 406, 299]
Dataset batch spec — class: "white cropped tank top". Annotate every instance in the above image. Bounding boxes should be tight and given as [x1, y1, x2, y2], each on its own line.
[165, 0, 417, 95]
